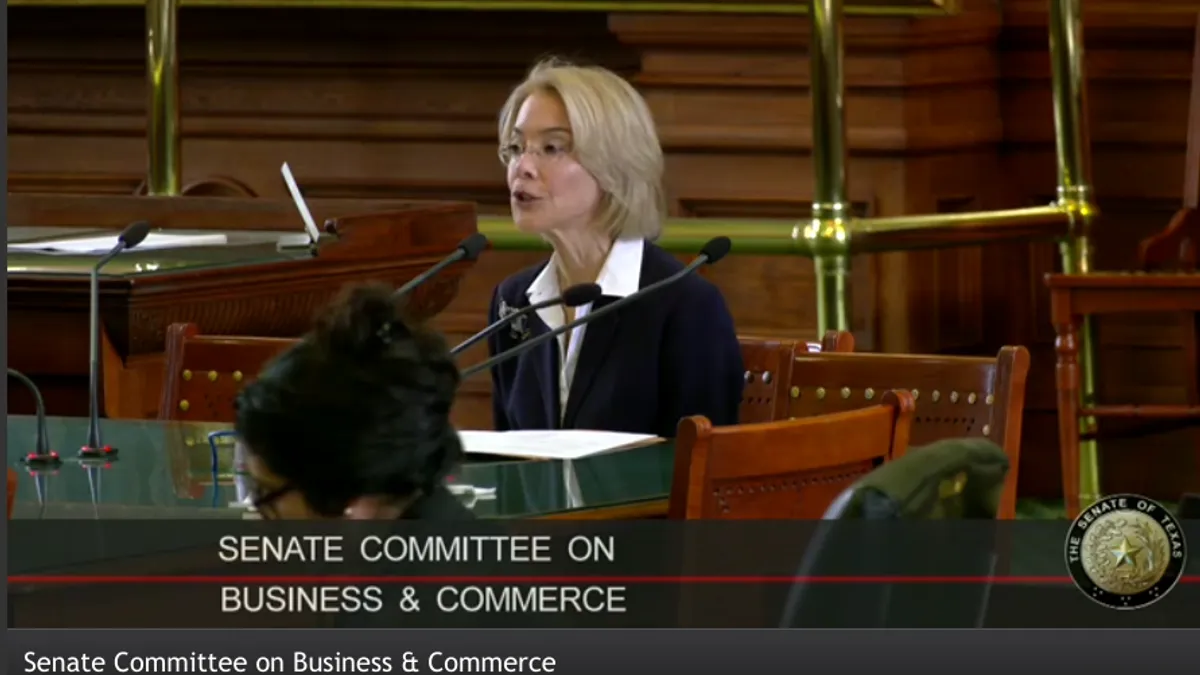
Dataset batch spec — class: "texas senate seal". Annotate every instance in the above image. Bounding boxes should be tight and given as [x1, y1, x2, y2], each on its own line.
[1065, 494, 1187, 610]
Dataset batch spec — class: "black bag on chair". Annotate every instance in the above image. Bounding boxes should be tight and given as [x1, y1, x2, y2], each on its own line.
[780, 438, 1009, 628]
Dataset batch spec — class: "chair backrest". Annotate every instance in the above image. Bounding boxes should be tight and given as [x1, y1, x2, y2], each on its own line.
[669, 389, 914, 520]
[787, 346, 1030, 519]
[738, 331, 855, 423]
[738, 338, 799, 423]
[158, 322, 296, 422]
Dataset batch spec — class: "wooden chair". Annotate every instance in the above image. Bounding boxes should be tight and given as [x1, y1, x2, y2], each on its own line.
[668, 392, 910, 627]
[738, 331, 855, 423]
[669, 389, 915, 520]
[812, 330, 856, 355]
[7, 468, 16, 519]
[158, 323, 295, 423]
[787, 347, 1030, 519]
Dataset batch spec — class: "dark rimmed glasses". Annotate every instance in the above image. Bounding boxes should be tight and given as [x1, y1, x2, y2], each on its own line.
[251, 482, 295, 520]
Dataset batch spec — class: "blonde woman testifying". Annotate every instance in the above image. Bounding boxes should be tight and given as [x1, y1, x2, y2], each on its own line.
[487, 60, 744, 442]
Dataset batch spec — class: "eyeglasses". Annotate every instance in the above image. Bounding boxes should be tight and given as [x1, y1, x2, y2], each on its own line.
[252, 483, 295, 520]
[498, 139, 573, 165]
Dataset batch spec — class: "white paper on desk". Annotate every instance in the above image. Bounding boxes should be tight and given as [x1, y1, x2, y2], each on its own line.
[8, 232, 229, 254]
[457, 430, 660, 460]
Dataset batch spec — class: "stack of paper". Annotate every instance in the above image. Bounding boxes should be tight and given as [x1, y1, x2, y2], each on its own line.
[8, 233, 229, 254]
[457, 430, 661, 460]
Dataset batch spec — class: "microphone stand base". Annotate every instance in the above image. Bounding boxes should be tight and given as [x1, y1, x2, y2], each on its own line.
[79, 445, 119, 460]
[21, 452, 62, 468]
[78, 456, 115, 469]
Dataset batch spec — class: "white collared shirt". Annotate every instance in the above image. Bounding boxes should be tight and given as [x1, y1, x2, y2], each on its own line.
[525, 238, 644, 423]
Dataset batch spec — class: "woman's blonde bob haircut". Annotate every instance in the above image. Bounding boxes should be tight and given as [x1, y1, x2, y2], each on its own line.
[498, 59, 667, 241]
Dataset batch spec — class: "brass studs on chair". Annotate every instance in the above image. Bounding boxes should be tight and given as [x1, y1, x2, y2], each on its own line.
[179, 400, 190, 412]
[816, 387, 827, 400]
[950, 391, 959, 403]
[982, 424, 991, 436]
[985, 394, 994, 405]
[762, 371, 772, 384]
[912, 389, 920, 401]
[840, 387, 851, 399]
[208, 371, 218, 381]
[968, 393, 977, 404]
[182, 369, 192, 381]
[931, 390, 941, 403]
[864, 388, 875, 400]
[790, 386, 800, 399]
[233, 371, 244, 382]
[744, 371, 752, 383]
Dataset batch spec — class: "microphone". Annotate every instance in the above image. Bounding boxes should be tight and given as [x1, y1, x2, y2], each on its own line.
[393, 233, 489, 299]
[461, 236, 732, 380]
[8, 368, 60, 467]
[450, 283, 602, 357]
[81, 220, 152, 460]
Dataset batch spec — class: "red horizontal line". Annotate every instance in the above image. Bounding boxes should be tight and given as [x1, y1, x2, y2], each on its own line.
[0, 574, 1132, 585]
[10, 575, 1199, 586]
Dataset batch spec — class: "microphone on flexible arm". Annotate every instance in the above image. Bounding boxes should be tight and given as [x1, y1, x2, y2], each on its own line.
[450, 283, 602, 357]
[460, 236, 732, 380]
[392, 233, 490, 299]
[80, 220, 152, 460]
[8, 368, 60, 467]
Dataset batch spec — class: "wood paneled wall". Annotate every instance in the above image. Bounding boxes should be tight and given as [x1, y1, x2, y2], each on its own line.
[8, 1, 1198, 499]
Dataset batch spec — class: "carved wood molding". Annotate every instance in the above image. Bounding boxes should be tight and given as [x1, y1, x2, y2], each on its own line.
[7, 172, 144, 194]
[8, 4, 1008, 158]
[610, 2, 1000, 53]
[605, 2, 1005, 154]
[678, 198, 874, 219]
[1004, 0, 1200, 32]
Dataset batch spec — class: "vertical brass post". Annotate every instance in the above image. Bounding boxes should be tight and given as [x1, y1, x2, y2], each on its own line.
[804, 0, 852, 335]
[1048, 0, 1100, 505]
[146, 0, 181, 196]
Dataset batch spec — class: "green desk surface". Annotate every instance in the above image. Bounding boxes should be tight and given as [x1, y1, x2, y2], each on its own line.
[7, 227, 313, 277]
[6, 415, 673, 519]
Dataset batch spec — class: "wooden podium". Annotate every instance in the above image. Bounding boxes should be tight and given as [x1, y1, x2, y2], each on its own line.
[7, 193, 478, 419]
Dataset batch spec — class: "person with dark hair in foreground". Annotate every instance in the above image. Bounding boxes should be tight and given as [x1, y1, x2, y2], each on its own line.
[234, 283, 474, 521]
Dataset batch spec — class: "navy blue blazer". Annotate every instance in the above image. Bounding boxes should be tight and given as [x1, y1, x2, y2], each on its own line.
[487, 241, 744, 439]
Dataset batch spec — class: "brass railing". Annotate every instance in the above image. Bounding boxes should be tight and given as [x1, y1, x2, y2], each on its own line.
[145, 0, 181, 196]
[118, 0, 1100, 502]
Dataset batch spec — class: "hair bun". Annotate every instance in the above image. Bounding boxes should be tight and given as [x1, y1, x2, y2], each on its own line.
[315, 283, 407, 356]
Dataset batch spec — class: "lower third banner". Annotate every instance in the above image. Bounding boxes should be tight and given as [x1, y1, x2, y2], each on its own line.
[9, 629, 1197, 675]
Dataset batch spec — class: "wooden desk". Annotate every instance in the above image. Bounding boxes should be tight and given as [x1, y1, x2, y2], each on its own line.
[1047, 272, 1200, 518]
[8, 194, 477, 419]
